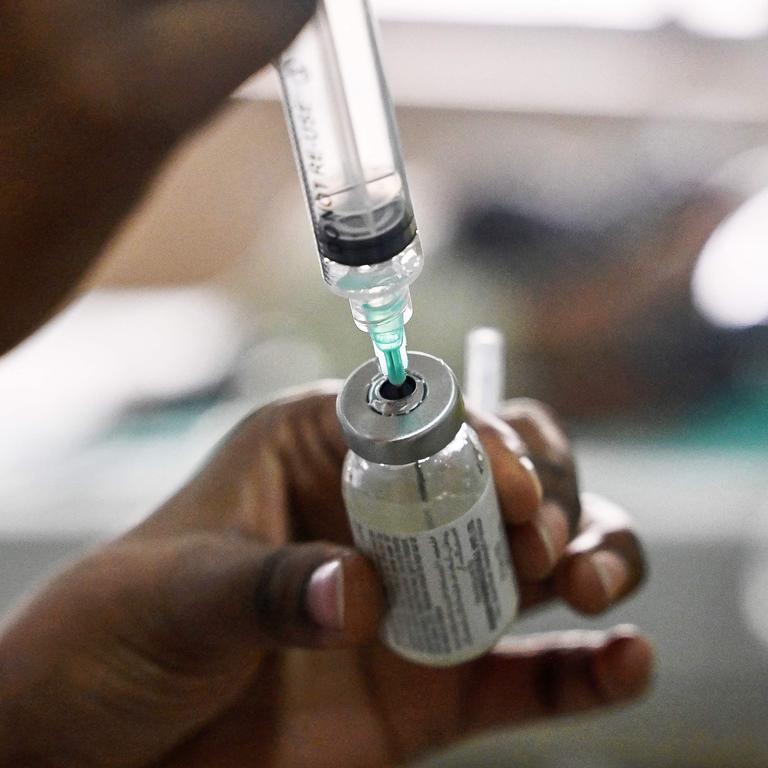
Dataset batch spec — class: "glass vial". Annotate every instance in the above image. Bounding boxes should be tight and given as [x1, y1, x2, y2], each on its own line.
[337, 353, 519, 667]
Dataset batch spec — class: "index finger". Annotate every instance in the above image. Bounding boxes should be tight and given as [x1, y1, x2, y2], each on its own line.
[472, 412, 544, 526]
[498, 399, 582, 535]
[131, 384, 351, 545]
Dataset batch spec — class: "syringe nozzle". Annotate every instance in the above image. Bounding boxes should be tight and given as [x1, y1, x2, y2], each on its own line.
[352, 288, 411, 387]
[381, 344, 407, 386]
[370, 319, 408, 386]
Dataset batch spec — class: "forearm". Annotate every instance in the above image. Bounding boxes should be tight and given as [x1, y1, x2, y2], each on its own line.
[0, 0, 317, 355]
[0, 88, 173, 354]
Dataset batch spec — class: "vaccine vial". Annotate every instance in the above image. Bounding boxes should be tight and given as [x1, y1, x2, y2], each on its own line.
[337, 353, 519, 667]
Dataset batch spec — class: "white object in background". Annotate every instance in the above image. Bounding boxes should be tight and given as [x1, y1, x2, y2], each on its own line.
[372, 0, 768, 38]
[464, 327, 506, 413]
[692, 185, 768, 330]
[0, 287, 244, 468]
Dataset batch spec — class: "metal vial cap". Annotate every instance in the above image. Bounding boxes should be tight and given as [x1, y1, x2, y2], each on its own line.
[336, 352, 466, 465]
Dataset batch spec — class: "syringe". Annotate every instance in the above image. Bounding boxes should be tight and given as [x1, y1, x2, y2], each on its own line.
[278, 0, 423, 386]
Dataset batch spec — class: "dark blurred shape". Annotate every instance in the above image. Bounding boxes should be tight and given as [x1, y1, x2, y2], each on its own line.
[456, 202, 608, 284]
[451, 187, 744, 421]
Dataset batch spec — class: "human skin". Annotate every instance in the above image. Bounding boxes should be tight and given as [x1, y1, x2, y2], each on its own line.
[0, 0, 317, 353]
[0, 2, 652, 765]
[0, 387, 649, 767]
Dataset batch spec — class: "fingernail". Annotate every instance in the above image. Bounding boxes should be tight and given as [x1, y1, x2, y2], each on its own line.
[306, 559, 344, 632]
[520, 455, 544, 505]
[600, 635, 654, 700]
[591, 550, 627, 603]
[609, 623, 641, 639]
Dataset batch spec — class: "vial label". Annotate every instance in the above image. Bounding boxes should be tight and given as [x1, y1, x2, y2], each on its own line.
[349, 481, 518, 666]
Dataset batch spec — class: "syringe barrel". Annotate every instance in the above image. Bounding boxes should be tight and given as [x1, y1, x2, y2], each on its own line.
[278, 0, 418, 274]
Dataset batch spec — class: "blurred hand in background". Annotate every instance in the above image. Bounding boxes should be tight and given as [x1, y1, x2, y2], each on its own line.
[0, 0, 317, 353]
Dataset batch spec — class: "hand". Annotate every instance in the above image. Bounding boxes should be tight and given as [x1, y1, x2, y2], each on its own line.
[0, 0, 317, 353]
[0, 387, 651, 768]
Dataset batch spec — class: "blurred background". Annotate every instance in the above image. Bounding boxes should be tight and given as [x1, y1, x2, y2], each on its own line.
[3, 0, 768, 765]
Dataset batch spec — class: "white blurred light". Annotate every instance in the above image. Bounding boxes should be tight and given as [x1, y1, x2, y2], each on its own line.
[0, 288, 243, 467]
[373, 0, 662, 29]
[692, 187, 768, 329]
[678, 0, 768, 38]
[373, 0, 768, 38]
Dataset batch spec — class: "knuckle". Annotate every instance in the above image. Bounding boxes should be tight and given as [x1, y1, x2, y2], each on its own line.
[503, 398, 562, 429]
[253, 549, 304, 630]
[252, 545, 333, 641]
[501, 400, 580, 529]
[609, 531, 649, 591]
[234, 387, 340, 446]
[501, 399, 572, 463]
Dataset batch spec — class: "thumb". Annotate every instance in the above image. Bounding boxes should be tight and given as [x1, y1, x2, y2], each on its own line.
[0, 535, 384, 766]
[131, 534, 385, 662]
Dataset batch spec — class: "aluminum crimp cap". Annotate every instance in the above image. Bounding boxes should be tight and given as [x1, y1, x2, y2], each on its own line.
[336, 352, 466, 465]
